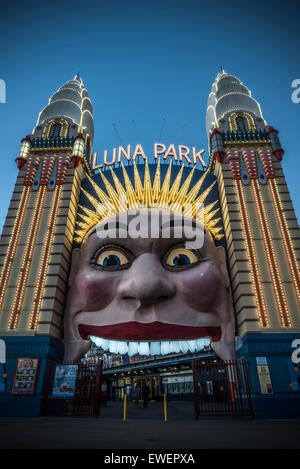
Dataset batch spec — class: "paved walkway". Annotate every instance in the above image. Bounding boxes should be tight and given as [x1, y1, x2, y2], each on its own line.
[0, 401, 300, 449]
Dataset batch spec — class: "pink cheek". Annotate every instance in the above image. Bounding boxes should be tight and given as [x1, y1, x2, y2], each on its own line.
[178, 266, 223, 311]
[73, 272, 116, 310]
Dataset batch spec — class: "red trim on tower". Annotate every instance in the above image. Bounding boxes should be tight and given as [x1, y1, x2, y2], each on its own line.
[71, 155, 82, 168]
[274, 149, 284, 161]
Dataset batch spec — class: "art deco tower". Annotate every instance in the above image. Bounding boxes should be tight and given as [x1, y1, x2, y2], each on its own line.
[0, 75, 93, 413]
[207, 70, 300, 417]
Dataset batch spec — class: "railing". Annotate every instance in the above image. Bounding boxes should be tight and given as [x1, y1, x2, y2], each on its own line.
[222, 129, 269, 143]
[192, 359, 253, 418]
[41, 361, 103, 417]
[31, 136, 75, 149]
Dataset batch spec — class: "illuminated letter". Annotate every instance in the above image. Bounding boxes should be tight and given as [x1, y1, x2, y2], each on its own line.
[118, 145, 131, 164]
[192, 148, 206, 168]
[164, 144, 178, 161]
[92, 151, 103, 171]
[178, 145, 191, 164]
[132, 144, 147, 161]
[154, 143, 166, 160]
[104, 148, 116, 166]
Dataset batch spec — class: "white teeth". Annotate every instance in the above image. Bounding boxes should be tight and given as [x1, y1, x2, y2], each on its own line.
[196, 338, 205, 351]
[90, 336, 110, 350]
[108, 341, 118, 354]
[138, 342, 150, 355]
[150, 341, 161, 355]
[188, 340, 197, 352]
[128, 342, 139, 356]
[170, 341, 181, 354]
[117, 341, 128, 354]
[180, 341, 189, 353]
[203, 338, 211, 347]
[89, 336, 211, 356]
[161, 341, 171, 355]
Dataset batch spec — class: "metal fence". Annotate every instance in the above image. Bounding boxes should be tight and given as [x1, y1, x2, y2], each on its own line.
[41, 361, 103, 417]
[192, 359, 253, 418]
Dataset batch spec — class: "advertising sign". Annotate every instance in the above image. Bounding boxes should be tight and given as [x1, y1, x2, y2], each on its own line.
[52, 364, 78, 397]
[11, 358, 39, 395]
[257, 364, 273, 394]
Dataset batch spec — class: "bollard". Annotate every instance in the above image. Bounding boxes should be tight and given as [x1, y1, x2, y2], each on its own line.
[123, 393, 127, 421]
[163, 393, 167, 422]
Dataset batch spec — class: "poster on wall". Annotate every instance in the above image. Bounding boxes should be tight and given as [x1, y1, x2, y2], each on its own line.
[52, 364, 78, 397]
[0, 363, 6, 392]
[257, 364, 273, 394]
[11, 358, 39, 396]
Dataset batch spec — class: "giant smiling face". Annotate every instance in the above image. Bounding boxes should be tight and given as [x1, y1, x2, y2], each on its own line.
[64, 210, 235, 363]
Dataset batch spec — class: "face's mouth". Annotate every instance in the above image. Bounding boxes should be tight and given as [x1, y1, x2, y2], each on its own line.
[78, 322, 221, 357]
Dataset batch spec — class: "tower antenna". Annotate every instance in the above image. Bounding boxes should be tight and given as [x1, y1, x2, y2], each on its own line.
[112, 123, 124, 145]
[174, 123, 187, 146]
[158, 118, 165, 142]
[132, 120, 141, 143]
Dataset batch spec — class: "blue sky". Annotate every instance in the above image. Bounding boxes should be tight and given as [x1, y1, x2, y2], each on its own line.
[0, 0, 299, 230]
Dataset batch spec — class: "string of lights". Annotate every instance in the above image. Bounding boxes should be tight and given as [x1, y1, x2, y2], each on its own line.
[252, 179, 291, 327]
[269, 178, 300, 305]
[9, 186, 47, 329]
[0, 186, 31, 312]
[235, 179, 269, 327]
[28, 184, 63, 329]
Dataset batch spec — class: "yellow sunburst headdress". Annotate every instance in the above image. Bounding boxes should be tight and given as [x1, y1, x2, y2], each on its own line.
[74, 160, 224, 244]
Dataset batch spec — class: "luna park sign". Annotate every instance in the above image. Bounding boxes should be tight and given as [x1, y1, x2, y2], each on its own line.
[92, 143, 206, 171]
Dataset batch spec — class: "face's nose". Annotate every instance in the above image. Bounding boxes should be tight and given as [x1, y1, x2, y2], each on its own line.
[117, 253, 176, 307]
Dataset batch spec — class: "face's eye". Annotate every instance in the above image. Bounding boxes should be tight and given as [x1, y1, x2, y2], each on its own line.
[164, 247, 199, 269]
[96, 249, 129, 268]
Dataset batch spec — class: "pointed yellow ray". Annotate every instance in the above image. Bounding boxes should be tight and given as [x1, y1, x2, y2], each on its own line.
[121, 163, 139, 208]
[133, 162, 144, 202]
[168, 164, 184, 204]
[152, 159, 161, 202]
[157, 161, 172, 207]
[81, 187, 114, 219]
[172, 166, 195, 212]
[143, 160, 153, 207]
[76, 221, 94, 231]
[203, 208, 220, 225]
[195, 180, 217, 205]
[208, 217, 221, 229]
[185, 171, 208, 204]
[78, 204, 103, 223]
[85, 173, 115, 213]
[212, 227, 224, 240]
[74, 230, 88, 243]
[203, 200, 218, 216]
[100, 171, 127, 212]
[184, 181, 217, 219]
[110, 167, 127, 201]
[77, 212, 99, 226]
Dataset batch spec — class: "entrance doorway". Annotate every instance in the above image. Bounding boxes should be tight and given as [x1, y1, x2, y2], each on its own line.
[133, 376, 159, 401]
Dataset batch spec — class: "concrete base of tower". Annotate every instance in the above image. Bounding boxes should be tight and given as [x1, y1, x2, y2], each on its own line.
[236, 332, 300, 419]
[0, 335, 64, 417]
